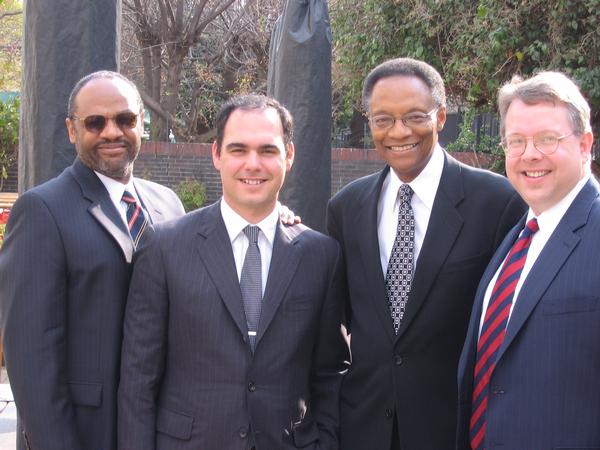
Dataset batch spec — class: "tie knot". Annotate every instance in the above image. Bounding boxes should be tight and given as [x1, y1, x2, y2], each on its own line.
[523, 218, 539, 237]
[122, 190, 137, 205]
[398, 184, 413, 205]
[244, 225, 260, 244]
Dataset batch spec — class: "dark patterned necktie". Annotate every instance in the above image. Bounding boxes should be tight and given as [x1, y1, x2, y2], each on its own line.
[240, 225, 262, 351]
[385, 184, 415, 334]
[121, 190, 148, 248]
[470, 218, 539, 450]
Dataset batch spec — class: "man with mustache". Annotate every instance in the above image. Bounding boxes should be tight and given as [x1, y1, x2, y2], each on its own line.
[0, 71, 185, 450]
[327, 58, 526, 449]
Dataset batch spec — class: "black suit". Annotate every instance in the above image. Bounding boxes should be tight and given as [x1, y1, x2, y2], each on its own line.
[0, 158, 185, 450]
[327, 152, 525, 449]
[118, 201, 349, 450]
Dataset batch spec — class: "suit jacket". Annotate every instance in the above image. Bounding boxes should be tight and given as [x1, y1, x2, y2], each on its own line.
[0, 158, 185, 450]
[457, 178, 600, 449]
[117, 201, 349, 450]
[326, 152, 526, 450]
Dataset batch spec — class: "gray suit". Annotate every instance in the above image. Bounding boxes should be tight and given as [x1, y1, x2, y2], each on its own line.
[118, 201, 349, 450]
[0, 158, 185, 450]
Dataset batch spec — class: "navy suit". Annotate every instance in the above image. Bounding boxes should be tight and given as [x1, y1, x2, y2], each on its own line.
[0, 158, 184, 450]
[458, 178, 600, 449]
[118, 201, 349, 450]
[327, 152, 525, 450]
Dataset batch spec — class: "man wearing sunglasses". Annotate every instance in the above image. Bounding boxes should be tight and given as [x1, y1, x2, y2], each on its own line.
[458, 72, 600, 449]
[0, 71, 185, 450]
[326, 58, 526, 449]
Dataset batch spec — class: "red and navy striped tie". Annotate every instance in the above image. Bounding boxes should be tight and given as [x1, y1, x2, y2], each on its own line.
[122, 190, 148, 248]
[469, 218, 539, 450]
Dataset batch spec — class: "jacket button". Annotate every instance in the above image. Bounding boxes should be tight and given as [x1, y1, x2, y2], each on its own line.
[394, 355, 403, 365]
[385, 408, 393, 419]
[248, 381, 256, 392]
[239, 427, 248, 439]
[492, 389, 505, 395]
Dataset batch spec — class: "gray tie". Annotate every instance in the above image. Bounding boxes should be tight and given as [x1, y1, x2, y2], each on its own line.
[385, 184, 415, 333]
[240, 225, 262, 351]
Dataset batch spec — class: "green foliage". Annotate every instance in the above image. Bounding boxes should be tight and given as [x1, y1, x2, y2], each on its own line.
[446, 107, 505, 174]
[0, 96, 18, 189]
[176, 178, 206, 212]
[332, 0, 600, 138]
[0, 0, 22, 91]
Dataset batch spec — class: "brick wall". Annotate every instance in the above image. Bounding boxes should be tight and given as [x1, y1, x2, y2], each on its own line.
[2, 142, 501, 202]
[134, 142, 500, 205]
[134, 142, 389, 204]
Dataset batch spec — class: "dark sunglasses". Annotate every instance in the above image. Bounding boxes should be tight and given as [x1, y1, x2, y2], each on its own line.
[70, 112, 139, 134]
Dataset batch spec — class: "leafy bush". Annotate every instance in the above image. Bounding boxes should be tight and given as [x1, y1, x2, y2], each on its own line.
[175, 179, 206, 212]
[0, 97, 19, 190]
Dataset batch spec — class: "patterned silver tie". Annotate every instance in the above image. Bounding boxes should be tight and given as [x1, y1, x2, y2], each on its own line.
[240, 225, 262, 351]
[385, 184, 415, 333]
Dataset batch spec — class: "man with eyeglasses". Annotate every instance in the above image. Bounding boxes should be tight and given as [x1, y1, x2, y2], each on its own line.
[0, 71, 185, 450]
[457, 71, 600, 450]
[326, 58, 525, 449]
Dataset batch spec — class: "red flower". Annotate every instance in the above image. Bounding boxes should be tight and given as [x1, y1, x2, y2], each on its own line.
[0, 209, 9, 225]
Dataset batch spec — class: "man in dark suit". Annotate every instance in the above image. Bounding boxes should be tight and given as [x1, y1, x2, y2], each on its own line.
[327, 58, 525, 449]
[458, 72, 600, 449]
[0, 71, 185, 450]
[118, 94, 349, 450]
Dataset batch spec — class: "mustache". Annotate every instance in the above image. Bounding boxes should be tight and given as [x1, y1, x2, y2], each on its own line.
[93, 139, 132, 150]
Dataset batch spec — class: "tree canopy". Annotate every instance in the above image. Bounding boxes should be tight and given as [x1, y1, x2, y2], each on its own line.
[331, 0, 600, 133]
[0, 0, 22, 91]
[121, 0, 281, 142]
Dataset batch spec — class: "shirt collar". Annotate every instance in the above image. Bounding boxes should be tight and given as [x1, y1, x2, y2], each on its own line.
[220, 198, 279, 245]
[95, 171, 138, 204]
[387, 143, 444, 209]
[526, 174, 591, 232]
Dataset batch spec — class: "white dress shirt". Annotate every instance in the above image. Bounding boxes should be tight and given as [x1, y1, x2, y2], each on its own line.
[220, 199, 279, 296]
[378, 144, 444, 276]
[95, 171, 146, 229]
[478, 174, 591, 334]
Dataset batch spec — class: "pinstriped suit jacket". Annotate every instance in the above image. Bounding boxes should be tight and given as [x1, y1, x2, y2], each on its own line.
[458, 178, 600, 449]
[0, 158, 185, 450]
[117, 201, 349, 450]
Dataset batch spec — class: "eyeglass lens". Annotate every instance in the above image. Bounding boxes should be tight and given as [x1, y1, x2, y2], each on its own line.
[504, 133, 566, 156]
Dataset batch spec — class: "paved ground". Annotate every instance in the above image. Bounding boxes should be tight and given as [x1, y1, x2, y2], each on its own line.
[0, 368, 16, 450]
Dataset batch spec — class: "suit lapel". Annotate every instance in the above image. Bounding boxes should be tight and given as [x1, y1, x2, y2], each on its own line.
[195, 202, 249, 339]
[71, 158, 134, 262]
[134, 179, 164, 224]
[356, 168, 399, 343]
[255, 223, 303, 347]
[497, 180, 598, 361]
[397, 153, 464, 340]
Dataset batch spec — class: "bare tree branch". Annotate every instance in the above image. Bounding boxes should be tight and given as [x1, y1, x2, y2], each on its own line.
[0, 10, 22, 20]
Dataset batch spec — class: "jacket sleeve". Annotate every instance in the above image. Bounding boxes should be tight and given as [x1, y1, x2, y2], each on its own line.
[118, 228, 168, 450]
[310, 239, 351, 450]
[0, 193, 83, 449]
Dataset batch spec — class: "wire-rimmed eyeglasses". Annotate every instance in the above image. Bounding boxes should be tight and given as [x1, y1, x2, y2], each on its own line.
[501, 132, 574, 157]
